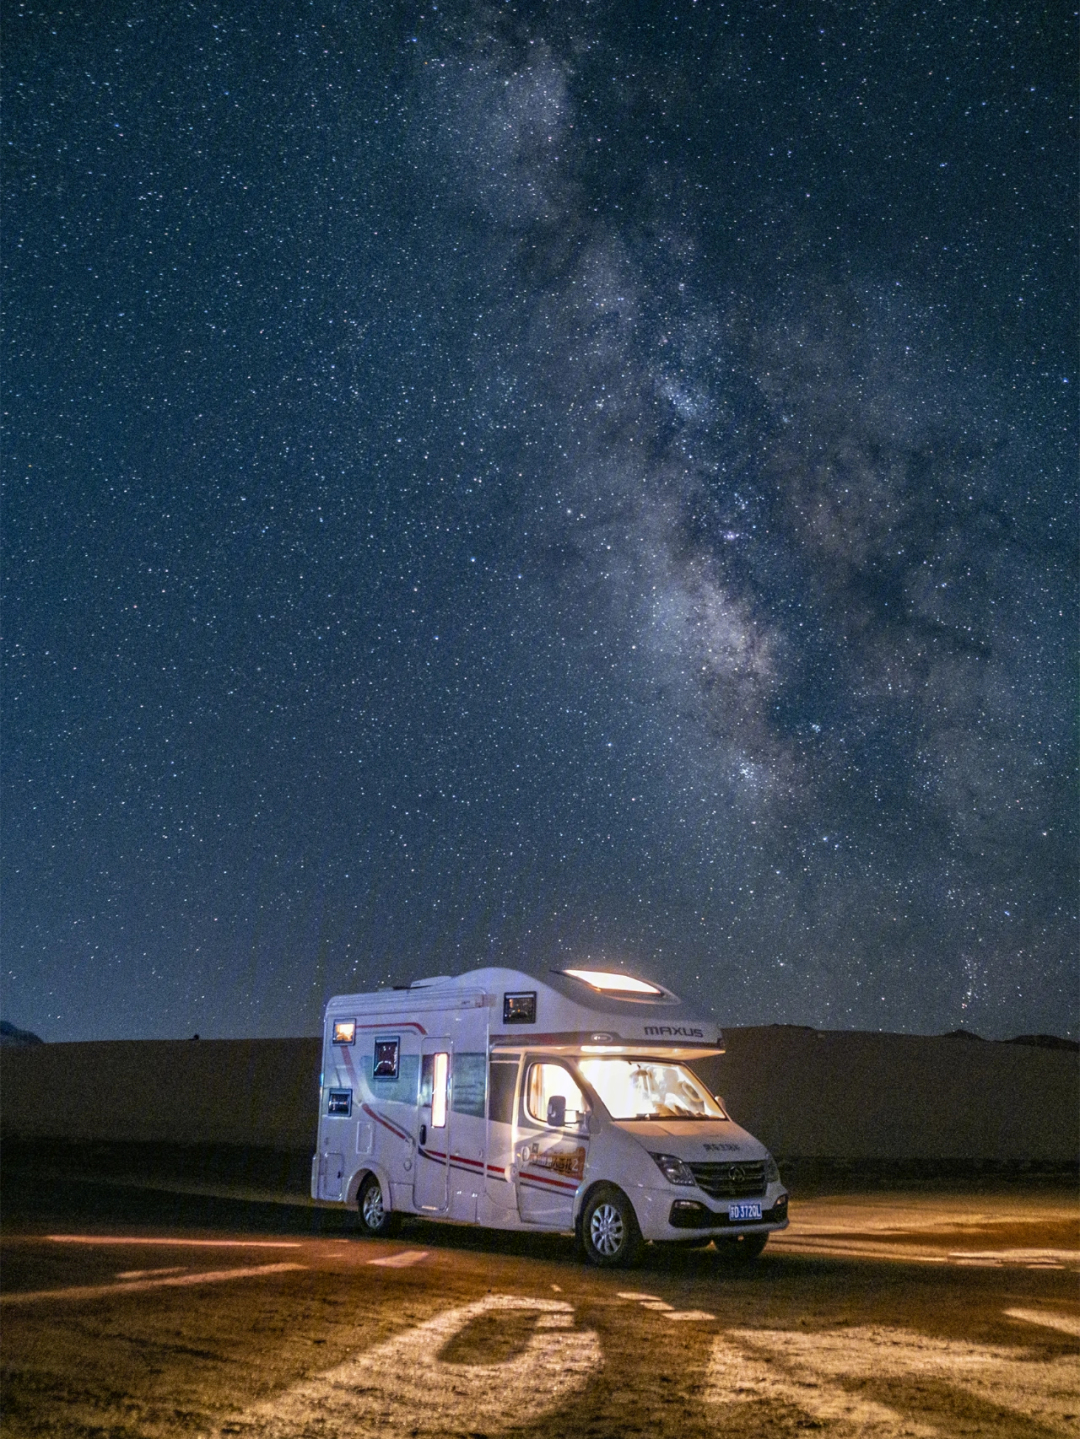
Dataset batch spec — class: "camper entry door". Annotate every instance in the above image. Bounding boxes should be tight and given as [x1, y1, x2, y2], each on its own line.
[514, 1058, 589, 1228]
[414, 1038, 453, 1214]
[484, 1054, 520, 1209]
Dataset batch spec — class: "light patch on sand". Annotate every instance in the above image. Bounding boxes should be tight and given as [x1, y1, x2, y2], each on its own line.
[1006, 1309, 1080, 1339]
[47, 1235, 302, 1248]
[1, 1263, 306, 1307]
[951, 1250, 1079, 1267]
[366, 1249, 430, 1268]
[706, 1334, 935, 1435]
[116, 1266, 186, 1279]
[215, 1294, 602, 1437]
[707, 1325, 1080, 1435]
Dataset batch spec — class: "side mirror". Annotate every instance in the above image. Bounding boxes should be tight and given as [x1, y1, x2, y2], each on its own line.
[546, 1095, 566, 1127]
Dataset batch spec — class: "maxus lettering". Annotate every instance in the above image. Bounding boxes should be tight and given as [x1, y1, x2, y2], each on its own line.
[643, 1025, 704, 1038]
[703, 1142, 742, 1152]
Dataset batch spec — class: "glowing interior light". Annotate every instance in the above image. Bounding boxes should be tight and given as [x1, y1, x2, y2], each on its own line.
[562, 969, 663, 996]
[431, 1052, 449, 1128]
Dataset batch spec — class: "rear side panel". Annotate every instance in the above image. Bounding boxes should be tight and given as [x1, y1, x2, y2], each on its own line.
[315, 996, 491, 1217]
[315, 1018, 425, 1204]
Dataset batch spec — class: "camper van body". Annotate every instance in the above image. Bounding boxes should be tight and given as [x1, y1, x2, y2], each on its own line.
[312, 967, 788, 1254]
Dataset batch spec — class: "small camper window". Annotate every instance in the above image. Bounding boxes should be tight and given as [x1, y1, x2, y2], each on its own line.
[333, 1020, 356, 1046]
[503, 991, 537, 1024]
[373, 1037, 399, 1079]
[327, 1088, 352, 1116]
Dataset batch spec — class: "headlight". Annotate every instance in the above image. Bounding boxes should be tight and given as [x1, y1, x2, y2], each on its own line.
[764, 1153, 780, 1183]
[649, 1152, 696, 1186]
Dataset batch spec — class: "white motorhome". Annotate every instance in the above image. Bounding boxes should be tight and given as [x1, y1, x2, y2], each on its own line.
[312, 966, 788, 1266]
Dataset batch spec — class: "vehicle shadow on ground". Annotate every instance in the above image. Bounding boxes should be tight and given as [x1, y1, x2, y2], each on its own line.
[1, 1167, 783, 1277]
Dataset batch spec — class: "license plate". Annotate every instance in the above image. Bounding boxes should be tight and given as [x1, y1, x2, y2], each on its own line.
[728, 1202, 762, 1222]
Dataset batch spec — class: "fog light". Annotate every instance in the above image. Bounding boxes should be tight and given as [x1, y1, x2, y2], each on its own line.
[669, 1199, 710, 1228]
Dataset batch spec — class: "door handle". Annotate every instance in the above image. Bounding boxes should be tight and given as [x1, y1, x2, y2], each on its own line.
[419, 1123, 427, 1146]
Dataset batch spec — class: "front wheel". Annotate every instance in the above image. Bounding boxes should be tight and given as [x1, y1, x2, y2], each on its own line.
[579, 1185, 646, 1268]
[356, 1173, 402, 1237]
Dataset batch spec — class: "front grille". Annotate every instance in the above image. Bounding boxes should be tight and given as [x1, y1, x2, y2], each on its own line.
[687, 1160, 766, 1199]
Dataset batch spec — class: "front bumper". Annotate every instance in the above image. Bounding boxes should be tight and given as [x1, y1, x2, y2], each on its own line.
[668, 1193, 788, 1229]
[632, 1182, 789, 1241]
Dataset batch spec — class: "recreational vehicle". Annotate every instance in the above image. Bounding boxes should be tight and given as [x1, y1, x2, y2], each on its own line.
[312, 966, 788, 1266]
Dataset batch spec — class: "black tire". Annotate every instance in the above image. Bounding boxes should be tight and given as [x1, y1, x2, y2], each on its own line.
[717, 1232, 768, 1262]
[579, 1185, 646, 1268]
[356, 1173, 402, 1237]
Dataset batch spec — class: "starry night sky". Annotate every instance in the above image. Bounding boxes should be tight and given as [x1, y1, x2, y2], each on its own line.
[4, 0, 1076, 1042]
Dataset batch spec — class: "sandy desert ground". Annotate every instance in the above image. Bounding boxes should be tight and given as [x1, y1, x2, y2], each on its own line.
[1, 1168, 1077, 1438]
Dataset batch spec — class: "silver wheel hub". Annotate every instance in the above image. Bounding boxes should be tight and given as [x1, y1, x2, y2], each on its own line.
[362, 1186, 385, 1227]
[590, 1202, 625, 1257]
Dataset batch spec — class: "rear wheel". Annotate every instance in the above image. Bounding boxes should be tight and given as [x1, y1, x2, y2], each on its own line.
[580, 1185, 645, 1268]
[356, 1173, 402, 1237]
[717, 1232, 768, 1262]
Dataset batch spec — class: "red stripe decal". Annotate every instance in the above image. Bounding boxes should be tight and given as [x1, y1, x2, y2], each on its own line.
[351, 1020, 428, 1035]
[520, 1169, 580, 1192]
[416, 1149, 485, 1183]
[361, 1103, 412, 1144]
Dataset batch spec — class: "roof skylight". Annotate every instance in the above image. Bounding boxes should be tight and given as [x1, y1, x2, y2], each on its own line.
[560, 969, 664, 996]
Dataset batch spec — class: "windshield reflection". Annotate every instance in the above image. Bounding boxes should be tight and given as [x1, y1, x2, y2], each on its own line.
[577, 1058, 727, 1121]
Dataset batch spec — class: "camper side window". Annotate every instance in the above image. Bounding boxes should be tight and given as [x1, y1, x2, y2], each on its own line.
[488, 1058, 518, 1125]
[525, 1062, 588, 1129]
[451, 1053, 486, 1118]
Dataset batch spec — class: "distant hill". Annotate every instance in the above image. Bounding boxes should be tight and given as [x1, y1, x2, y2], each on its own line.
[0, 1020, 44, 1047]
[1006, 1033, 1080, 1053]
[938, 1028, 1079, 1052]
[0, 1029, 1076, 1165]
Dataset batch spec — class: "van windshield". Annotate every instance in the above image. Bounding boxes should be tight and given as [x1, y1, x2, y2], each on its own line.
[578, 1058, 726, 1121]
